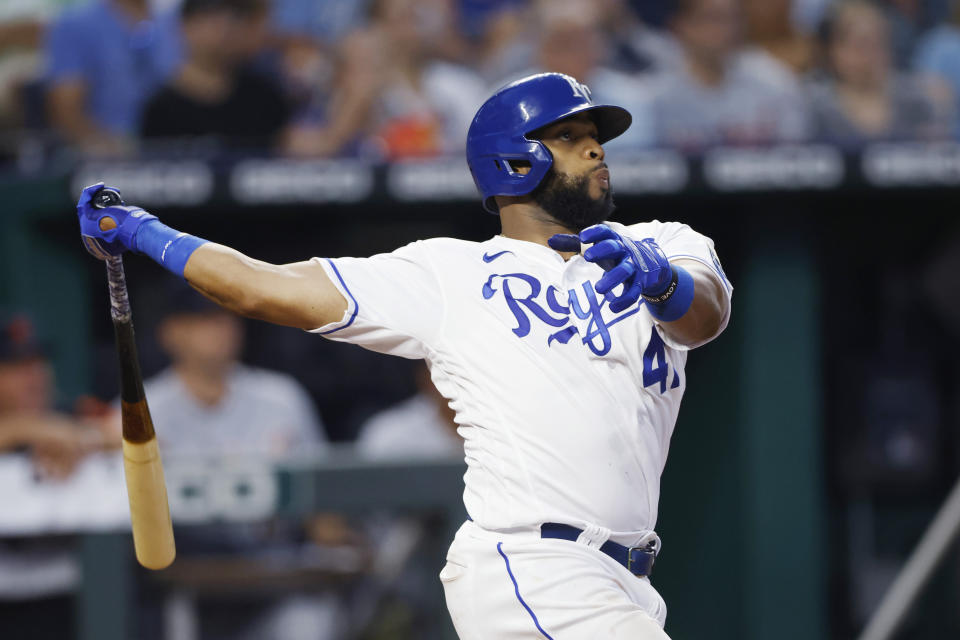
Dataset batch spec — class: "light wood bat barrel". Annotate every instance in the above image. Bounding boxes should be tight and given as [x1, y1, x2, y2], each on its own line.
[121, 436, 176, 570]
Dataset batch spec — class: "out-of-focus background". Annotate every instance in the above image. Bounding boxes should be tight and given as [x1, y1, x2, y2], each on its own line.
[0, 0, 959, 638]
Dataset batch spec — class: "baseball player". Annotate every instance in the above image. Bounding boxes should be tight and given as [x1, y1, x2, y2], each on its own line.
[77, 72, 731, 638]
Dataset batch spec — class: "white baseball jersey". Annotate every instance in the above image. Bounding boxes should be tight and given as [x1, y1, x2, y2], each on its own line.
[313, 220, 732, 546]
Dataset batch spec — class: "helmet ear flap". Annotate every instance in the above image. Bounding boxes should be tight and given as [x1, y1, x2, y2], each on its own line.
[505, 137, 553, 176]
[494, 158, 526, 175]
[480, 139, 553, 214]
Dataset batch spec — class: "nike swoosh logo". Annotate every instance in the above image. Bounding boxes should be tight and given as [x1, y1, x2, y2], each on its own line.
[482, 250, 513, 263]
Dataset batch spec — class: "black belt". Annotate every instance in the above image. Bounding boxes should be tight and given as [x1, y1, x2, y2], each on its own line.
[540, 523, 657, 577]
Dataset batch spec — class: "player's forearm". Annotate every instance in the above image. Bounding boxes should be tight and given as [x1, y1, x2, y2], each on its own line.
[76, 185, 348, 330]
[183, 243, 348, 330]
[657, 260, 727, 347]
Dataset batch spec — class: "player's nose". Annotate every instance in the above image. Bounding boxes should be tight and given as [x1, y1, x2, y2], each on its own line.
[583, 138, 605, 161]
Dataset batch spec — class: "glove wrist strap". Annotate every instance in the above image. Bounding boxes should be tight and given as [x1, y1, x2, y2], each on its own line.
[641, 266, 679, 303]
[643, 265, 694, 322]
[134, 221, 208, 279]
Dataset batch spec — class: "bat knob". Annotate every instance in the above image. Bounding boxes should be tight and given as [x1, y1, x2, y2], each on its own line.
[92, 188, 124, 209]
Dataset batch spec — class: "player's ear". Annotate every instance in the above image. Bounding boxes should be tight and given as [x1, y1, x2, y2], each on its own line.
[509, 160, 532, 176]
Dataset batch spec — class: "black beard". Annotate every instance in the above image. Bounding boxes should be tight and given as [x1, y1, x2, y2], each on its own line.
[530, 167, 615, 232]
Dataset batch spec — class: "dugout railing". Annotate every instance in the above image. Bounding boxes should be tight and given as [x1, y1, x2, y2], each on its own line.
[70, 455, 467, 640]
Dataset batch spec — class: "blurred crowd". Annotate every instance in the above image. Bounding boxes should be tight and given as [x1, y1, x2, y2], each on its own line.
[0, 283, 461, 639]
[2, 0, 960, 162]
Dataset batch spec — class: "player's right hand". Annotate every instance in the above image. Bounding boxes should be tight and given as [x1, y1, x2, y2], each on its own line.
[550, 224, 673, 313]
[76, 182, 157, 260]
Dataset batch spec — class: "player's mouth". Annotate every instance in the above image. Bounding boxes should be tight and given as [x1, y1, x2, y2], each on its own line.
[593, 167, 610, 189]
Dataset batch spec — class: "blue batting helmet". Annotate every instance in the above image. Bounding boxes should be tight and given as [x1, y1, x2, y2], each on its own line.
[466, 73, 632, 214]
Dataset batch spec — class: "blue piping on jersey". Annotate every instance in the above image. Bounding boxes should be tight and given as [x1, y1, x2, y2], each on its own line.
[497, 542, 555, 640]
[319, 259, 359, 335]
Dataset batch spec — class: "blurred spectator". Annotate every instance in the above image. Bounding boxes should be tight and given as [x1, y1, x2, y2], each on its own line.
[792, 0, 833, 35]
[143, 284, 325, 457]
[43, 0, 182, 156]
[319, 0, 485, 159]
[272, 0, 372, 45]
[268, 0, 368, 158]
[501, 1, 657, 150]
[356, 363, 460, 460]
[364, 0, 483, 158]
[474, 1, 537, 83]
[882, 0, 923, 68]
[273, 35, 337, 140]
[743, 0, 816, 74]
[274, 0, 471, 64]
[0, 1, 65, 138]
[0, 313, 106, 476]
[0, 312, 110, 640]
[914, 1, 960, 130]
[280, 27, 380, 157]
[272, 7, 394, 158]
[808, 0, 954, 147]
[596, 0, 685, 74]
[140, 0, 292, 153]
[628, 0, 674, 27]
[460, 0, 526, 40]
[481, 0, 681, 92]
[134, 285, 345, 640]
[650, 0, 808, 151]
[397, 0, 472, 64]
[283, 0, 476, 157]
[880, 0, 952, 69]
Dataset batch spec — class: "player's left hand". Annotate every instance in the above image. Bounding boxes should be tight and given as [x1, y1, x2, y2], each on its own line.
[76, 182, 157, 260]
[549, 224, 673, 313]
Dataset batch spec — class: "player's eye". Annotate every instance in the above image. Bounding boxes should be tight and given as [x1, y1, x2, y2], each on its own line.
[558, 130, 572, 141]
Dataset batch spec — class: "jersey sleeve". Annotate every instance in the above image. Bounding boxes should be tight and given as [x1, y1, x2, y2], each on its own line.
[624, 220, 734, 350]
[308, 241, 444, 359]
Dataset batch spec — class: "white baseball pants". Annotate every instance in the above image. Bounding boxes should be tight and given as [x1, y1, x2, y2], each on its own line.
[440, 521, 671, 639]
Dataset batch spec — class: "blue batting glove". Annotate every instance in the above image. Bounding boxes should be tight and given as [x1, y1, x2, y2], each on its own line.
[76, 183, 157, 260]
[550, 224, 673, 313]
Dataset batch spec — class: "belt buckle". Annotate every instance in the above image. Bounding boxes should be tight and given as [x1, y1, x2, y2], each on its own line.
[626, 543, 656, 576]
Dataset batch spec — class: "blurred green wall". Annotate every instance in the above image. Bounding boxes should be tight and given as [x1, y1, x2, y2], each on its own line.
[656, 230, 825, 640]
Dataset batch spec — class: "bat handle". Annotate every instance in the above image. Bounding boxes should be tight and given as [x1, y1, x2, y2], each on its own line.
[105, 256, 131, 323]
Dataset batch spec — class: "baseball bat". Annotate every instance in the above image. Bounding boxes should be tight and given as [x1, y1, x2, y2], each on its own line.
[93, 188, 176, 570]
